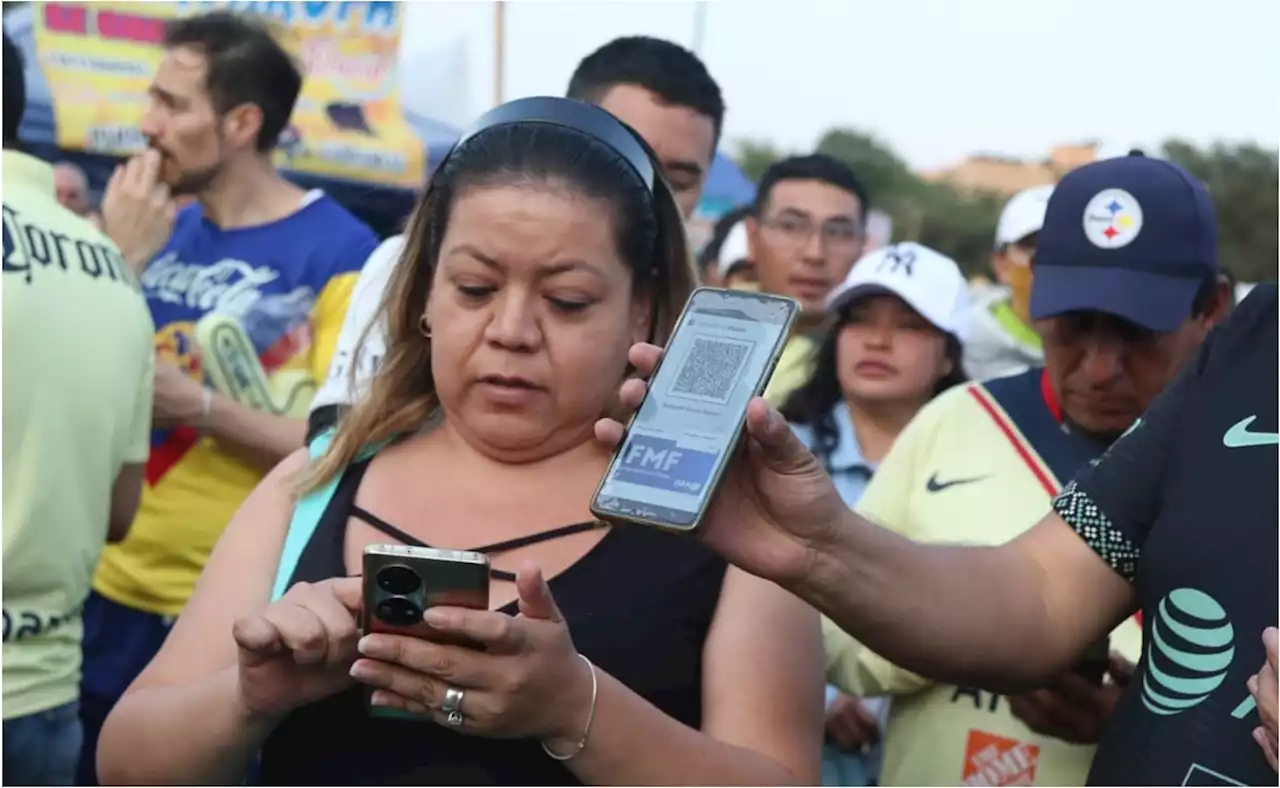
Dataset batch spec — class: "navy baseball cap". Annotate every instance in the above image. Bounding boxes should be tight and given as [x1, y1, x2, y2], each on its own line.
[1030, 152, 1218, 332]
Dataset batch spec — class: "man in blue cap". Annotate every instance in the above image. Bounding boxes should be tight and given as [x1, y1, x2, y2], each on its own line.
[813, 151, 1233, 786]
[1026, 150, 1229, 439]
[601, 150, 1275, 786]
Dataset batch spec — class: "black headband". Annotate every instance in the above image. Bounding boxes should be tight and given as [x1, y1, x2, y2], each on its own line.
[445, 96, 656, 194]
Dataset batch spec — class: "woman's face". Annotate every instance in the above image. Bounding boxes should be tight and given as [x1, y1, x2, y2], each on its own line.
[835, 294, 952, 407]
[425, 183, 651, 460]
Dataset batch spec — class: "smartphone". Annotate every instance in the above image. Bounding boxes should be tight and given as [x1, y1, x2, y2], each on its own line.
[1074, 637, 1110, 686]
[590, 287, 799, 532]
[361, 545, 490, 720]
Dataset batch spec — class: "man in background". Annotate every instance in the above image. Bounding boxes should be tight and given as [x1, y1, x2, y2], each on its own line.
[747, 154, 870, 404]
[53, 162, 91, 216]
[307, 34, 726, 438]
[79, 12, 377, 783]
[566, 35, 723, 218]
[964, 184, 1053, 380]
[2, 33, 155, 785]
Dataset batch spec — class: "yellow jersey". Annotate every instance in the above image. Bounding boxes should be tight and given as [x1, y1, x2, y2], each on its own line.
[2, 151, 155, 718]
[825, 369, 1142, 786]
[764, 333, 817, 406]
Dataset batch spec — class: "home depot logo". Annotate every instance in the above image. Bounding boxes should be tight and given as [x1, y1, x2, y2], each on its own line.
[962, 730, 1040, 786]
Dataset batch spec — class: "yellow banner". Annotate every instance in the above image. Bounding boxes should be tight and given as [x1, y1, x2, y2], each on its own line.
[31, 1, 424, 188]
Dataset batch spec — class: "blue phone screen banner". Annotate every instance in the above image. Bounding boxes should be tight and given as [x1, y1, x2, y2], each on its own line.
[613, 435, 718, 495]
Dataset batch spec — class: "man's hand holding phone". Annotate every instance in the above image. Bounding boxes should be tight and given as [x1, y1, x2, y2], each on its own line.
[231, 576, 364, 722]
[594, 342, 850, 586]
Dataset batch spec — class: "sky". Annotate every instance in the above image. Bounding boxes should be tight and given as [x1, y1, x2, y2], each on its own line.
[400, 0, 1280, 171]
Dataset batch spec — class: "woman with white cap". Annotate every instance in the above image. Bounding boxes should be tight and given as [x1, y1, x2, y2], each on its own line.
[780, 241, 970, 786]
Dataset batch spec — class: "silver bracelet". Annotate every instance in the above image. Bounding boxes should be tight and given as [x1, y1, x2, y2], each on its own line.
[540, 653, 598, 762]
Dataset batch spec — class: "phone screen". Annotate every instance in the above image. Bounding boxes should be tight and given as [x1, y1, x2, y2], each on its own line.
[593, 288, 796, 528]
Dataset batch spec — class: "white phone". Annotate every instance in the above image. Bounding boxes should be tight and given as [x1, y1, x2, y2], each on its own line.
[590, 287, 799, 532]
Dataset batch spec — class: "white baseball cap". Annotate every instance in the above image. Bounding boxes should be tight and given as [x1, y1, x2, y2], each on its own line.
[995, 184, 1054, 249]
[825, 242, 971, 341]
[716, 219, 751, 277]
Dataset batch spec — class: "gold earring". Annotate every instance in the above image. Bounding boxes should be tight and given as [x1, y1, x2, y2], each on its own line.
[418, 315, 432, 339]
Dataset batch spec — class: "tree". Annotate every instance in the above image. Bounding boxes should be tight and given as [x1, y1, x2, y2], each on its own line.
[733, 138, 784, 183]
[815, 128, 918, 203]
[733, 130, 1276, 282]
[1161, 139, 1277, 283]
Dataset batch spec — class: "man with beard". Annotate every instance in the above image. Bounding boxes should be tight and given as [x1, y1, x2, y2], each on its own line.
[307, 35, 723, 437]
[79, 11, 377, 784]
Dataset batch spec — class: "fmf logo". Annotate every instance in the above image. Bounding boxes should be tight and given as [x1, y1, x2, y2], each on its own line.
[615, 436, 716, 494]
[623, 442, 685, 473]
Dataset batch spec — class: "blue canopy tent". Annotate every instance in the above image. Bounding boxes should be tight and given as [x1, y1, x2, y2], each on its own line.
[699, 152, 755, 218]
[3, 4, 461, 237]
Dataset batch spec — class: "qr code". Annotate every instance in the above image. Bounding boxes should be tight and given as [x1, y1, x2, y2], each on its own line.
[668, 337, 752, 404]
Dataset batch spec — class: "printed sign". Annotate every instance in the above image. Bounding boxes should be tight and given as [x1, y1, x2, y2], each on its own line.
[962, 730, 1040, 786]
[31, 1, 425, 188]
[613, 435, 717, 494]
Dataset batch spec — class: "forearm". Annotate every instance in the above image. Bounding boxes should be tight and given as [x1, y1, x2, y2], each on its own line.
[798, 510, 1058, 692]
[552, 670, 806, 786]
[97, 666, 278, 785]
[204, 393, 306, 470]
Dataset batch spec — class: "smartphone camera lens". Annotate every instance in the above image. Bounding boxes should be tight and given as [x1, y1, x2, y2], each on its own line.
[376, 565, 421, 596]
[374, 597, 423, 627]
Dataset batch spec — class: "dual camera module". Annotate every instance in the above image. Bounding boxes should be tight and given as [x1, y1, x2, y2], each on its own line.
[373, 564, 424, 627]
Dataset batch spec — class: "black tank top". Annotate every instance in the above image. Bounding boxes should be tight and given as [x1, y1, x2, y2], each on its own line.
[257, 458, 727, 786]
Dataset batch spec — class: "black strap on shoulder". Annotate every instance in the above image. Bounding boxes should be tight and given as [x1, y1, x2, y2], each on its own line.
[348, 497, 605, 583]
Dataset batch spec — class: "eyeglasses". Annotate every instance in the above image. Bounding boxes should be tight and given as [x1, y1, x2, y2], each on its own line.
[760, 213, 863, 252]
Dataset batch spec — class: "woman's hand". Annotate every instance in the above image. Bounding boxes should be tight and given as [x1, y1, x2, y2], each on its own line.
[594, 343, 850, 585]
[349, 565, 593, 747]
[231, 577, 363, 720]
[1249, 627, 1279, 772]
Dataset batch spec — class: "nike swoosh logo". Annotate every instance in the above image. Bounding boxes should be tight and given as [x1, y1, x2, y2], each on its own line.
[1223, 415, 1280, 448]
[926, 473, 989, 493]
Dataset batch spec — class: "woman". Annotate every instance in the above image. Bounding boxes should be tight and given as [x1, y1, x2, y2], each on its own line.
[781, 242, 969, 787]
[96, 97, 823, 785]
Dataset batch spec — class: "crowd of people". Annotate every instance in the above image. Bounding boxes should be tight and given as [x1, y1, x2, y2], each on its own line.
[2, 9, 1277, 787]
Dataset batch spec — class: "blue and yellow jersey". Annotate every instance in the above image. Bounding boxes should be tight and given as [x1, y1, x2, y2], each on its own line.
[93, 193, 377, 617]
